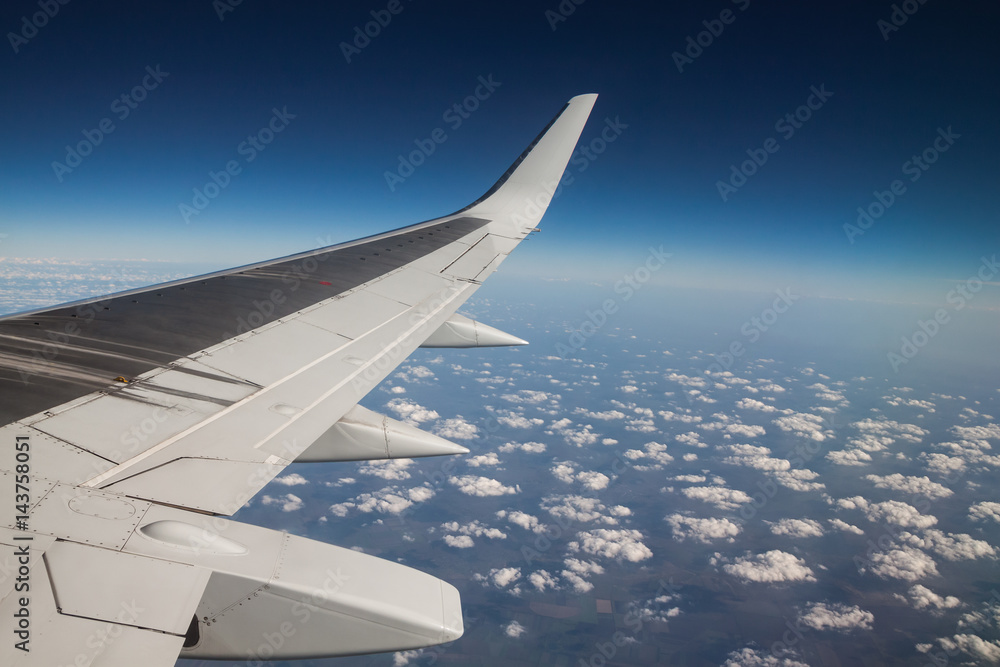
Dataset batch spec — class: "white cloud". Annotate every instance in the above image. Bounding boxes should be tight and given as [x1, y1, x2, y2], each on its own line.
[577, 471, 610, 491]
[542, 495, 622, 526]
[797, 602, 873, 632]
[735, 398, 777, 413]
[665, 514, 742, 543]
[474, 567, 522, 595]
[273, 473, 308, 486]
[681, 486, 752, 511]
[502, 390, 557, 404]
[496, 509, 546, 533]
[441, 520, 506, 541]
[467, 452, 500, 467]
[494, 412, 545, 429]
[722, 444, 790, 472]
[771, 469, 825, 492]
[712, 550, 816, 584]
[329, 484, 436, 517]
[772, 412, 830, 441]
[826, 449, 873, 466]
[897, 529, 996, 561]
[828, 518, 865, 536]
[722, 647, 809, 666]
[767, 518, 825, 538]
[386, 398, 439, 424]
[434, 416, 478, 440]
[969, 501, 1000, 524]
[863, 546, 938, 581]
[623, 441, 674, 468]
[935, 635, 1000, 662]
[498, 441, 546, 453]
[569, 528, 653, 563]
[907, 585, 962, 612]
[854, 417, 928, 443]
[358, 458, 414, 480]
[561, 558, 605, 593]
[443, 534, 475, 548]
[864, 473, 953, 500]
[658, 409, 702, 423]
[837, 497, 938, 529]
[503, 620, 526, 638]
[528, 570, 559, 592]
[575, 408, 626, 420]
[261, 493, 303, 512]
[449, 475, 518, 497]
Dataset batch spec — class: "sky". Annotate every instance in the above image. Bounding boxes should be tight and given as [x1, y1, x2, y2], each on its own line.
[2, 1, 999, 305]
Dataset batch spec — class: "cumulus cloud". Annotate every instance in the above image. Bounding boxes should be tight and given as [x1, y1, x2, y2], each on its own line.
[797, 602, 873, 632]
[574, 408, 626, 420]
[449, 475, 518, 497]
[712, 550, 816, 584]
[542, 495, 624, 526]
[907, 585, 962, 612]
[864, 473, 953, 500]
[969, 501, 1000, 523]
[735, 398, 777, 413]
[434, 416, 478, 440]
[767, 518, 825, 538]
[623, 441, 674, 469]
[386, 398, 439, 424]
[467, 452, 500, 467]
[443, 534, 474, 548]
[665, 514, 742, 543]
[502, 390, 558, 404]
[853, 417, 928, 443]
[473, 567, 522, 595]
[837, 497, 938, 529]
[722, 647, 809, 666]
[658, 409, 703, 423]
[528, 570, 559, 592]
[561, 558, 605, 593]
[494, 412, 545, 429]
[496, 509, 546, 533]
[721, 444, 790, 472]
[261, 493, 303, 512]
[771, 469, 825, 492]
[772, 412, 829, 441]
[569, 529, 653, 563]
[273, 473, 308, 486]
[935, 635, 1000, 662]
[863, 546, 938, 581]
[358, 458, 414, 480]
[441, 520, 507, 543]
[828, 518, 865, 535]
[682, 486, 752, 511]
[897, 529, 996, 561]
[826, 449, 873, 466]
[329, 485, 436, 517]
[498, 441, 546, 453]
[503, 620, 526, 638]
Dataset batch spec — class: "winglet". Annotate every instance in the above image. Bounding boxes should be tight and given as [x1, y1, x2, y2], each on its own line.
[461, 93, 598, 220]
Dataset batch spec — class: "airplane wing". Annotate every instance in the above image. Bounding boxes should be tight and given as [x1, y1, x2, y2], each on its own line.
[0, 93, 598, 664]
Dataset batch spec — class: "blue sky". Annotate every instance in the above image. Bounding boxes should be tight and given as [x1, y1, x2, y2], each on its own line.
[1, 1, 998, 304]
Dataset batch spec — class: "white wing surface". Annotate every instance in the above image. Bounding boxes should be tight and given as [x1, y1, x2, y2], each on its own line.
[0, 93, 597, 664]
